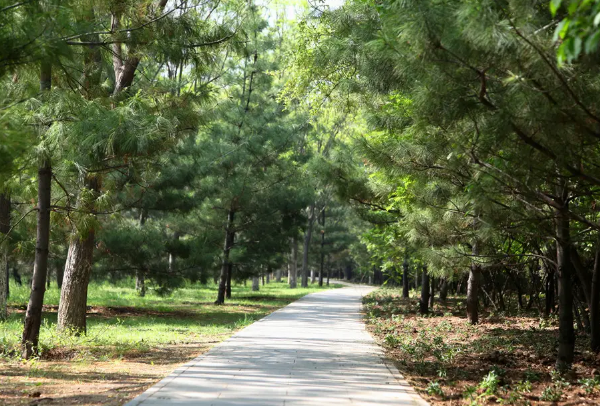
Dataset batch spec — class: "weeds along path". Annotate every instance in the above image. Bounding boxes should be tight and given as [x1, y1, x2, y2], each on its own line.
[125, 285, 428, 406]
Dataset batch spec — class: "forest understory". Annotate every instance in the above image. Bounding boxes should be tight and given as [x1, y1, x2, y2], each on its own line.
[0, 281, 337, 405]
[364, 289, 600, 406]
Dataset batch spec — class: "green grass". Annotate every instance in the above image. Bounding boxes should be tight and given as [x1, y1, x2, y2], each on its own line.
[1, 279, 342, 360]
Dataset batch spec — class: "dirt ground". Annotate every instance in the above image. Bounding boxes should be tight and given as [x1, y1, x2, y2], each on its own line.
[363, 291, 600, 405]
[0, 338, 227, 405]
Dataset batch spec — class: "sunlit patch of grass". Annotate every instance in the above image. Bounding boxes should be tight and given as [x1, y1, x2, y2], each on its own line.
[1, 279, 342, 360]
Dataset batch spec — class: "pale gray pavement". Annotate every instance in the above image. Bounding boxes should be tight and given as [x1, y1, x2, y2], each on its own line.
[125, 284, 428, 406]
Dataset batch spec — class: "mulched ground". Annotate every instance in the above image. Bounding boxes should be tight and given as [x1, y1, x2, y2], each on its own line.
[363, 290, 600, 405]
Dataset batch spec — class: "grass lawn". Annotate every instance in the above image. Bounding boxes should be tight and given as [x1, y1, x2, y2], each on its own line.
[363, 288, 600, 406]
[0, 279, 341, 405]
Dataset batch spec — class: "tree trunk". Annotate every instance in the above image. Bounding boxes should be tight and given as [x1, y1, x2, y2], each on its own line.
[467, 229, 482, 325]
[0, 192, 9, 321]
[439, 278, 448, 302]
[301, 204, 316, 288]
[526, 263, 539, 311]
[168, 232, 180, 275]
[544, 260, 556, 317]
[429, 277, 435, 309]
[215, 210, 235, 305]
[289, 237, 298, 288]
[319, 209, 325, 287]
[276, 268, 282, 282]
[402, 257, 410, 298]
[22, 62, 53, 357]
[135, 270, 146, 297]
[555, 204, 575, 371]
[591, 238, 600, 352]
[570, 247, 593, 308]
[22, 159, 52, 357]
[515, 275, 524, 311]
[467, 264, 481, 325]
[420, 266, 430, 315]
[226, 264, 232, 299]
[57, 176, 100, 335]
[136, 209, 147, 296]
[252, 276, 259, 291]
[415, 268, 419, 290]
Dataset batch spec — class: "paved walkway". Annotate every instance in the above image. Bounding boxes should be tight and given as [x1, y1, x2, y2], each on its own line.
[125, 285, 427, 406]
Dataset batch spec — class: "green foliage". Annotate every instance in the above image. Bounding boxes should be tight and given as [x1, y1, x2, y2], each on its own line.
[478, 370, 501, 396]
[578, 376, 600, 394]
[550, 0, 600, 63]
[540, 371, 570, 401]
[426, 381, 444, 397]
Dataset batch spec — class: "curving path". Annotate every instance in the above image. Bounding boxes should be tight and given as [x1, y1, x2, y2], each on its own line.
[125, 284, 428, 406]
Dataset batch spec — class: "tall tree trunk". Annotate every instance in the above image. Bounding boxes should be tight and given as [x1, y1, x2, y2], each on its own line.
[4, 261, 7, 300]
[429, 277, 435, 309]
[526, 263, 539, 310]
[344, 264, 352, 280]
[544, 259, 556, 317]
[289, 237, 298, 288]
[226, 264, 232, 299]
[555, 203, 575, 371]
[591, 237, 600, 352]
[415, 268, 419, 290]
[326, 256, 330, 286]
[0, 192, 9, 321]
[215, 210, 235, 305]
[467, 237, 481, 325]
[57, 176, 100, 335]
[420, 266, 430, 315]
[56, 6, 105, 334]
[318, 208, 325, 287]
[135, 270, 146, 297]
[571, 247, 593, 308]
[301, 204, 316, 288]
[439, 278, 448, 303]
[168, 232, 180, 275]
[22, 160, 52, 357]
[276, 268, 282, 282]
[22, 62, 53, 358]
[136, 209, 147, 296]
[252, 276, 259, 291]
[466, 265, 481, 324]
[402, 257, 410, 298]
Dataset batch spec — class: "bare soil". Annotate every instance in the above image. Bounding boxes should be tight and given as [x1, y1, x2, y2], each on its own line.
[0, 341, 226, 405]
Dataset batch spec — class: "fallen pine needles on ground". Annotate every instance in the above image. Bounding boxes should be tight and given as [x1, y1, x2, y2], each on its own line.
[363, 289, 600, 406]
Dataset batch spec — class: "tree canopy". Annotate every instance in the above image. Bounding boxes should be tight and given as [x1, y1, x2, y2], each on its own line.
[2, 0, 600, 383]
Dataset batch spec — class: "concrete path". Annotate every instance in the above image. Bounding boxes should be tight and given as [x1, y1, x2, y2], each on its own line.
[125, 285, 428, 406]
